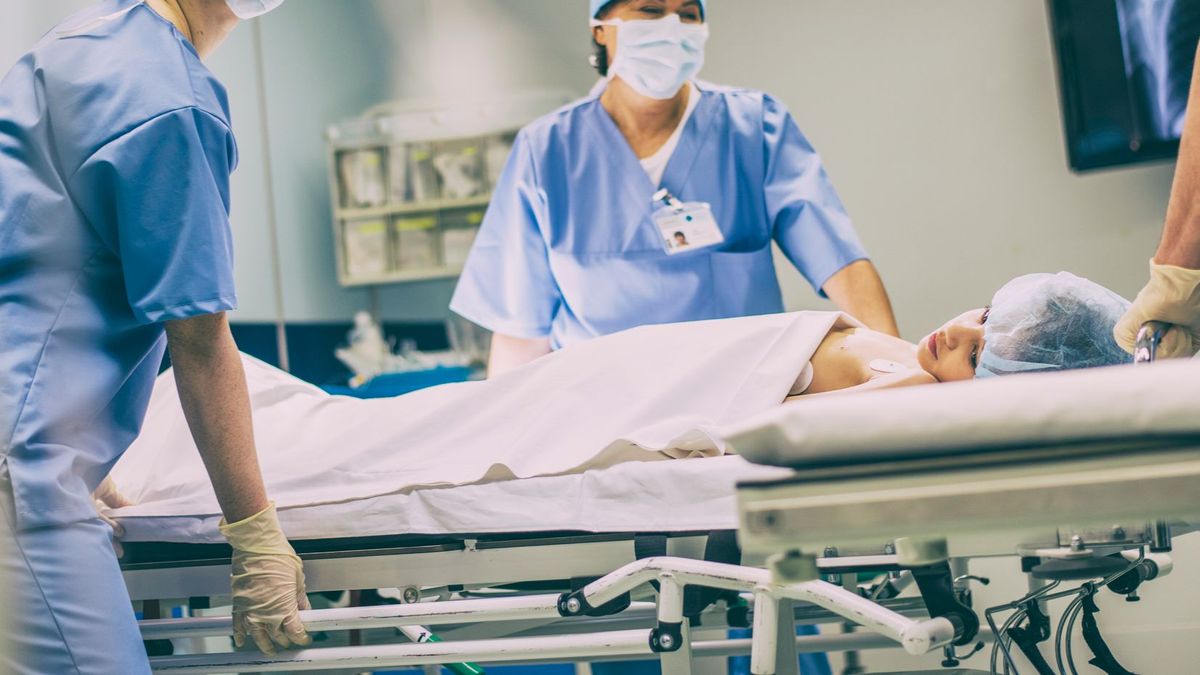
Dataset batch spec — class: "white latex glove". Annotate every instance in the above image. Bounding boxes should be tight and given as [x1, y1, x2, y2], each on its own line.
[1114, 260, 1200, 358]
[219, 503, 312, 654]
[92, 476, 133, 558]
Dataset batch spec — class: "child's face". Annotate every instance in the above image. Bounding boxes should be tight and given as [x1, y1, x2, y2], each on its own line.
[916, 308, 990, 382]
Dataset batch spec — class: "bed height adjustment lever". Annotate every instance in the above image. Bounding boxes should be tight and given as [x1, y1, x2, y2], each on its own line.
[910, 562, 981, 648]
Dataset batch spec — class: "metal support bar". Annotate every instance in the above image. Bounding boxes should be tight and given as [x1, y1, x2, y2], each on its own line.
[141, 594, 562, 641]
[750, 588, 779, 675]
[650, 575, 685, 654]
[441, 597, 931, 641]
[657, 571, 696, 672]
[149, 627, 980, 673]
[574, 557, 954, 655]
[152, 629, 653, 674]
[772, 576, 955, 654]
[773, 599, 800, 675]
[693, 629, 994, 659]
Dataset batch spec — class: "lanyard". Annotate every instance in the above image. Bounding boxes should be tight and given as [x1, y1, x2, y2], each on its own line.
[652, 188, 688, 214]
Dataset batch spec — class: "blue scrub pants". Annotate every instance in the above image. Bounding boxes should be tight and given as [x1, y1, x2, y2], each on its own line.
[0, 463, 151, 675]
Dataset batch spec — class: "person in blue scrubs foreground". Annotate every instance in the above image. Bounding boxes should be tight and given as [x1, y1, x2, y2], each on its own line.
[452, 0, 899, 376]
[0, 1, 308, 672]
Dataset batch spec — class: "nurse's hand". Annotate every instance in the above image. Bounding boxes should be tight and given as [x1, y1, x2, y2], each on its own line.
[92, 476, 133, 558]
[219, 502, 312, 654]
[1114, 261, 1200, 358]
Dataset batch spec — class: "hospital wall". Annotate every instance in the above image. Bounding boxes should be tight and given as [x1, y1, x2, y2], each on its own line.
[1, 1, 1176, 339]
[223, 0, 1175, 340]
[215, 0, 593, 326]
[730, 0, 1175, 335]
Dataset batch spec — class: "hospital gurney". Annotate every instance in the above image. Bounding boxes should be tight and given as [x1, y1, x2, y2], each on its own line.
[732, 326, 1200, 673]
[121, 325, 1198, 674]
[123, 455, 968, 674]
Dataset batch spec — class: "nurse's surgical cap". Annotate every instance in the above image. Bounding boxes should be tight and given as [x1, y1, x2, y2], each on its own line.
[976, 272, 1133, 378]
[591, 0, 707, 19]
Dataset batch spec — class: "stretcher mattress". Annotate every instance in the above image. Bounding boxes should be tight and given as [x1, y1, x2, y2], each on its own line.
[722, 358, 1200, 470]
[119, 455, 791, 543]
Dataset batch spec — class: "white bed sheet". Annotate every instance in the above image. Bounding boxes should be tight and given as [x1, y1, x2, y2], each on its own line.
[119, 455, 791, 543]
[723, 358, 1200, 467]
[112, 311, 849, 519]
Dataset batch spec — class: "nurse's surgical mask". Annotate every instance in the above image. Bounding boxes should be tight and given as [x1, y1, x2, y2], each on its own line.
[225, 0, 286, 19]
[591, 14, 709, 100]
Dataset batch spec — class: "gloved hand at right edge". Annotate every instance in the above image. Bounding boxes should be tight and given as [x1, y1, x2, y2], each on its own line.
[1114, 260, 1200, 358]
[219, 502, 312, 654]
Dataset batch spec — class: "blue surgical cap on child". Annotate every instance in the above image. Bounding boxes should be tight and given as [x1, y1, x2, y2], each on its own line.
[976, 272, 1133, 378]
[591, 0, 707, 18]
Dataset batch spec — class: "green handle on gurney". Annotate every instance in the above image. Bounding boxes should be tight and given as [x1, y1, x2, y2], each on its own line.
[398, 626, 485, 675]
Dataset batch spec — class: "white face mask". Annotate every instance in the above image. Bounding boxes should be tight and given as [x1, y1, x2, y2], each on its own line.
[591, 14, 709, 100]
[225, 0, 286, 20]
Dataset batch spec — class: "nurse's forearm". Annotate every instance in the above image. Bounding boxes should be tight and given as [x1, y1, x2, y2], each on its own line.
[821, 260, 900, 337]
[165, 312, 269, 524]
[488, 333, 552, 378]
[1156, 45, 1200, 270]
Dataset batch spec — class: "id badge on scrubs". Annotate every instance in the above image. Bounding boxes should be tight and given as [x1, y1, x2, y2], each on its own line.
[652, 189, 724, 255]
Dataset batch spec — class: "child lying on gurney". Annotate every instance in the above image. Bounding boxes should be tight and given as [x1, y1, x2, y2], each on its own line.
[790, 272, 1132, 398]
[102, 272, 1134, 522]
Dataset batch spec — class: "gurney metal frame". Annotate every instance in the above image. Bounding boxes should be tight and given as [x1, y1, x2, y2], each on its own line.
[125, 531, 975, 673]
[136, 555, 960, 674]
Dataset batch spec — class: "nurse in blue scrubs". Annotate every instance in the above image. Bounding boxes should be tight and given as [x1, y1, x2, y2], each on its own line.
[0, 1, 309, 672]
[452, 0, 899, 376]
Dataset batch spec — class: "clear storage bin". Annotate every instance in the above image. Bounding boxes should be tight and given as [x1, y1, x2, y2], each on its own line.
[337, 149, 387, 208]
[408, 143, 441, 203]
[391, 216, 440, 270]
[343, 218, 389, 278]
[387, 145, 409, 204]
[433, 139, 485, 200]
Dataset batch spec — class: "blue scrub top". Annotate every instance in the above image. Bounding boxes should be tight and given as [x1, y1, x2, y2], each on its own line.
[0, 0, 237, 529]
[450, 81, 868, 349]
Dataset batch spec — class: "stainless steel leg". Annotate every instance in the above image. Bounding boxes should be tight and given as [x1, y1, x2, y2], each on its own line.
[658, 575, 693, 675]
[774, 599, 800, 675]
[751, 590, 779, 675]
